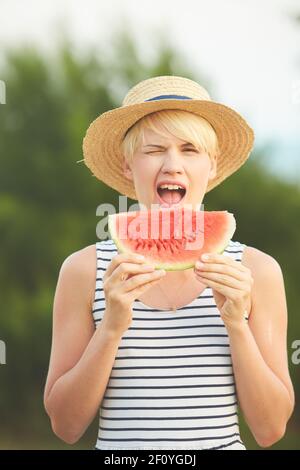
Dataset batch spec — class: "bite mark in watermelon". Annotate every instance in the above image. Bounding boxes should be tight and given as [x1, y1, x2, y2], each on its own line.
[108, 207, 236, 271]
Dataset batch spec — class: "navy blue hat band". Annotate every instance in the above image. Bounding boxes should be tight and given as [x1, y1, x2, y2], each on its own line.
[144, 94, 192, 102]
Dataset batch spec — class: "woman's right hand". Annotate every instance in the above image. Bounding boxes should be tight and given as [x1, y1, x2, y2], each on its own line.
[101, 253, 166, 336]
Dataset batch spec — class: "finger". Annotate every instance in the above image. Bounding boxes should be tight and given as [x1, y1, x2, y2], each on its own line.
[194, 275, 244, 300]
[111, 261, 156, 283]
[123, 269, 166, 293]
[195, 271, 246, 290]
[198, 253, 247, 273]
[131, 274, 167, 298]
[195, 262, 249, 282]
[104, 252, 147, 279]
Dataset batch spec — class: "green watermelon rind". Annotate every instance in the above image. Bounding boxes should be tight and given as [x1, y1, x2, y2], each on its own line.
[108, 210, 236, 271]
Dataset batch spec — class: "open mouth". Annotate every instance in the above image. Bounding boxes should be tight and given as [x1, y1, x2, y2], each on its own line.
[156, 184, 187, 207]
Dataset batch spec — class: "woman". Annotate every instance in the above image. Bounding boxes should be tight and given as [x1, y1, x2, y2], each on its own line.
[44, 75, 294, 450]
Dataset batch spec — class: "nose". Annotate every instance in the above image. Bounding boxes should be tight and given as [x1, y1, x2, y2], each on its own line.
[160, 147, 184, 174]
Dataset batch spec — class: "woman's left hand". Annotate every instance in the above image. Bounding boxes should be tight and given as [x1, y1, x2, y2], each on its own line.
[194, 253, 254, 329]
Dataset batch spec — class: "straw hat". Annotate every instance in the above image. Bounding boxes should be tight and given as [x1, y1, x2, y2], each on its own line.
[82, 75, 255, 200]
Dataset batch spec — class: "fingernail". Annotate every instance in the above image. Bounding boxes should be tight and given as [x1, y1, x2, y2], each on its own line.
[202, 254, 209, 261]
[136, 254, 145, 260]
[195, 261, 203, 269]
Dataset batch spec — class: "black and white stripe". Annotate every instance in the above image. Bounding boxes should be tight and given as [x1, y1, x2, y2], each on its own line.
[92, 239, 247, 450]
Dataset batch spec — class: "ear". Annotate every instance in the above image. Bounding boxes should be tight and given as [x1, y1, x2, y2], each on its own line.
[209, 155, 217, 180]
[122, 157, 134, 182]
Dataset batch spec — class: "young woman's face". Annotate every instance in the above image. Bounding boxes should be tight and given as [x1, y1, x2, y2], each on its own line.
[123, 126, 217, 211]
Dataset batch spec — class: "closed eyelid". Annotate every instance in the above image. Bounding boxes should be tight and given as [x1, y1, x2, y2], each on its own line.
[143, 143, 197, 149]
[145, 147, 198, 152]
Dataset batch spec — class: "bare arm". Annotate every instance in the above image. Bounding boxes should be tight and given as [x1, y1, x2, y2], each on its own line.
[228, 248, 295, 447]
[43, 245, 123, 444]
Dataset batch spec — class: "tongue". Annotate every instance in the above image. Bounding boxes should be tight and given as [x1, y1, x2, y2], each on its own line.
[159, 189, 183, 204]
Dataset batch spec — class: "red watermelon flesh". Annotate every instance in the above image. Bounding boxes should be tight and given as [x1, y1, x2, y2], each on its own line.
[108, 207, 236, 271]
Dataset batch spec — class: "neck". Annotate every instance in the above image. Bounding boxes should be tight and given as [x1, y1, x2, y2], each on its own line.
[158, 267, 194, 284]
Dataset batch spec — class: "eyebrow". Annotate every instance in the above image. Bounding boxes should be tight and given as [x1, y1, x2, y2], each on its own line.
[143, 143, 196, 148]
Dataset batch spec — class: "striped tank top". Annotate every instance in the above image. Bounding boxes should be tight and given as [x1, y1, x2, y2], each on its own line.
[92, 238, 247, 450]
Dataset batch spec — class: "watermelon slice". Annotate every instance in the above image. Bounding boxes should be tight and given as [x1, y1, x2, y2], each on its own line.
[108, 207, 236, 271]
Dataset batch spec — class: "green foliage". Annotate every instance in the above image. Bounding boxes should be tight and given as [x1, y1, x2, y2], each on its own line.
[0, 29, 299, 450]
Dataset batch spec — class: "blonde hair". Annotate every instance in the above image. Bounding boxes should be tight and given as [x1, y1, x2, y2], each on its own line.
[121, 109, 220, 165]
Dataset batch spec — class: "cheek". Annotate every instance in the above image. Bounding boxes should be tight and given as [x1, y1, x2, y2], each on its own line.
[132, 158, 157, 191]
[188, 160, 211, 199]
[190, 159, 211, 183]
[136, 154, 160, 173]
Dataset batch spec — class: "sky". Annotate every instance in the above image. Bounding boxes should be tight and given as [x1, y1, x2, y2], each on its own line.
[1, 0, 300, 183]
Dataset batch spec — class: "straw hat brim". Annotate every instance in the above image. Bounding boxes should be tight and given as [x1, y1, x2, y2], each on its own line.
[82, 98, 255, 200]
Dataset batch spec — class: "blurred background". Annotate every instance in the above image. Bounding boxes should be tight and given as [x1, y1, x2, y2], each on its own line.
[0, 0, 299, 450]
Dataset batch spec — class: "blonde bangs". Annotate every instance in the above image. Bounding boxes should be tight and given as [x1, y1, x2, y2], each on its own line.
[121, 109, 220, 165]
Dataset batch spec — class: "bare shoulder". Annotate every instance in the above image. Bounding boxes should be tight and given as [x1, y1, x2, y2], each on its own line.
[241, 245, 285, 319]
[61, 243, 96, 272]
[242, 245, 283, 277]
[58, 243, 97, 310]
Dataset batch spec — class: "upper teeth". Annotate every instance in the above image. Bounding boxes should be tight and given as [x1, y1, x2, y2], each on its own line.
[158, 184, 185, 190]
